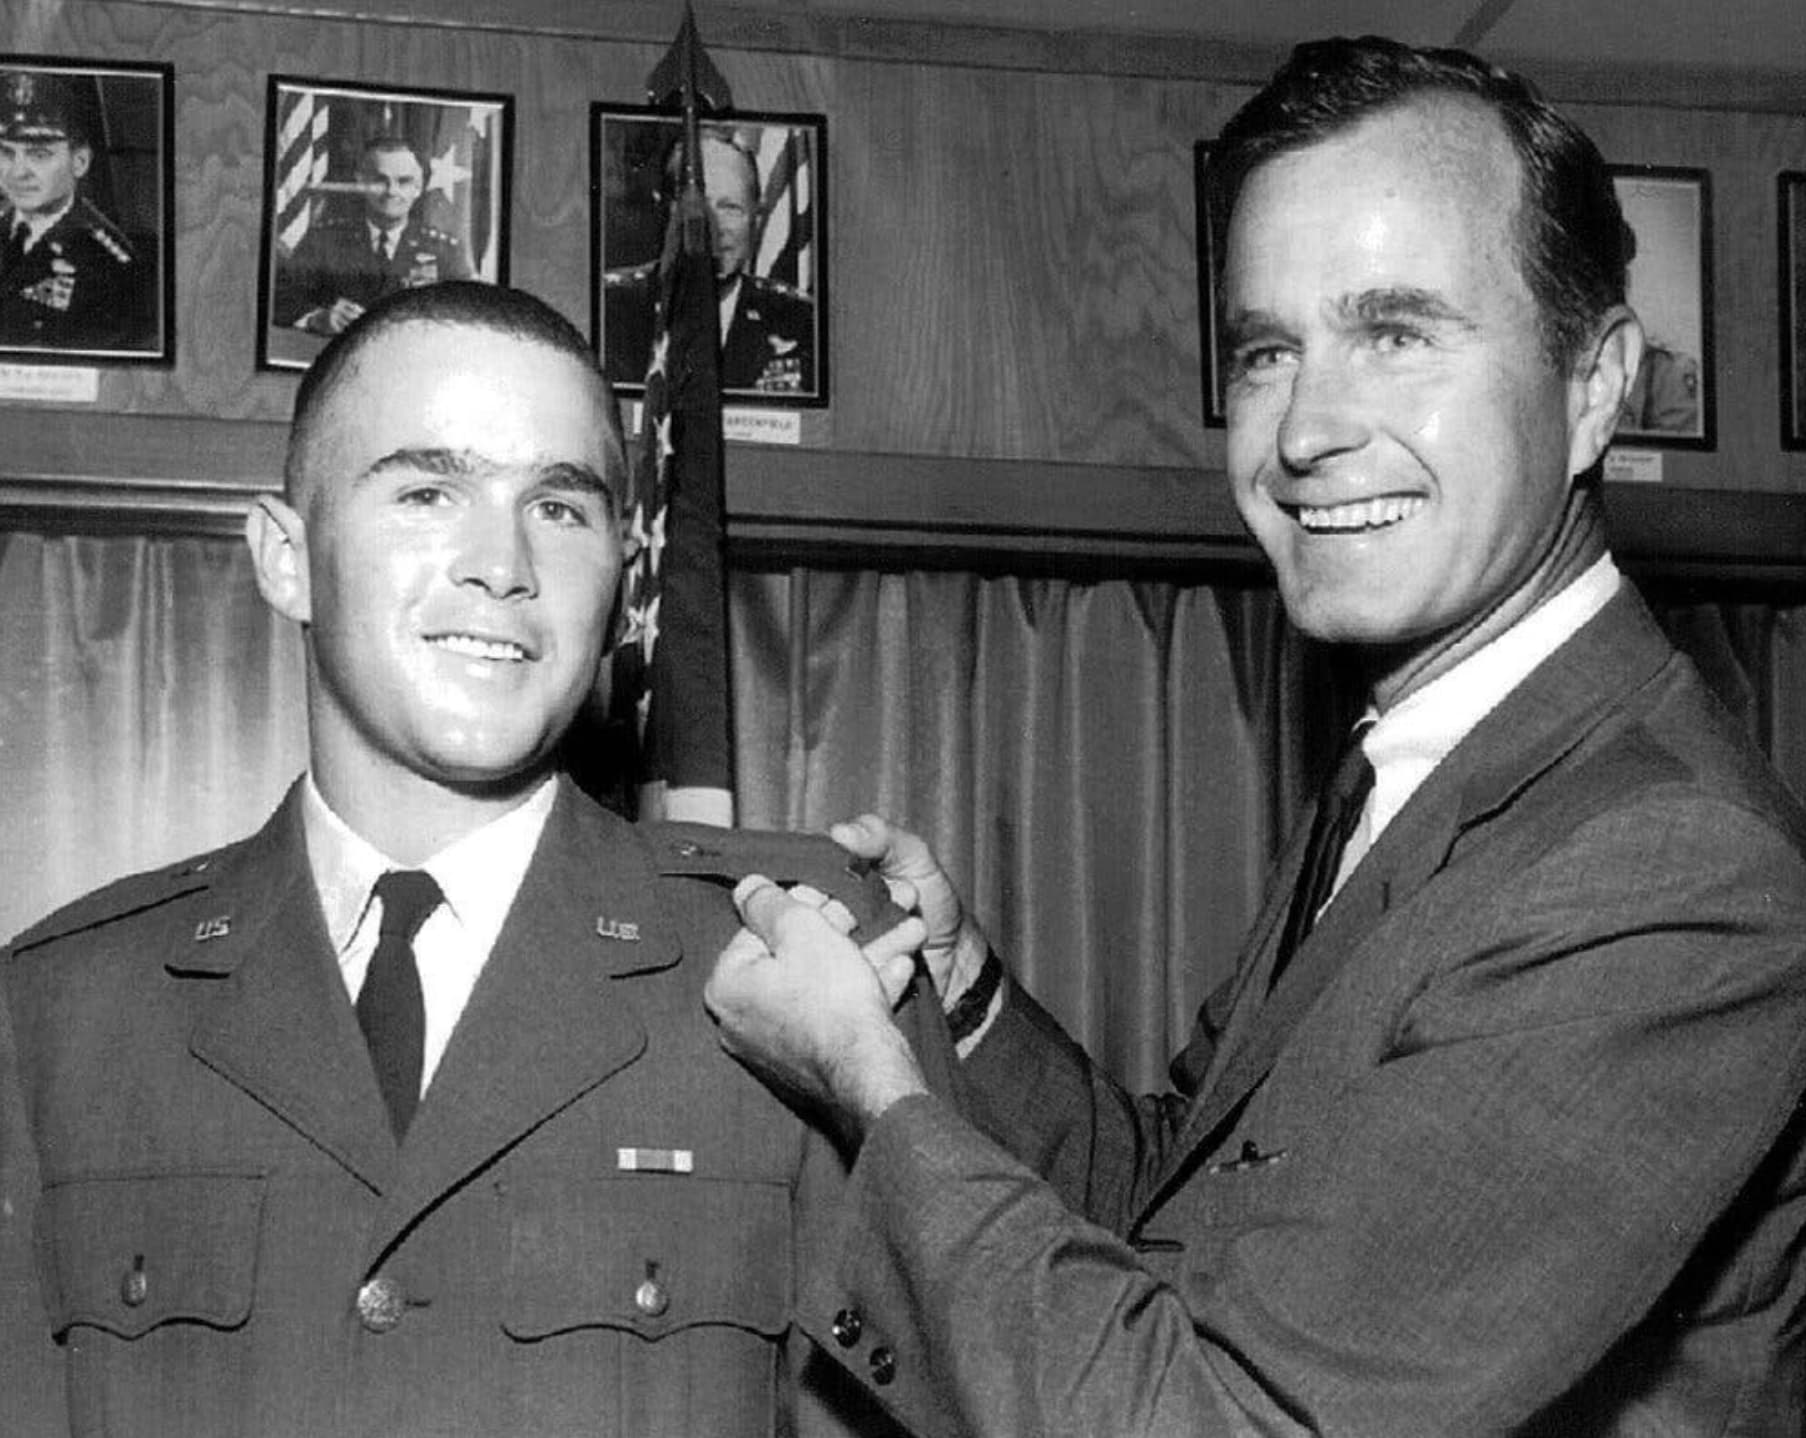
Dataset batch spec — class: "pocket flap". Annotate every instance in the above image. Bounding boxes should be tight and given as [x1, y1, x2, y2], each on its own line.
[37, 1172, 263, 1338]
[503, 1176, 790, 1342]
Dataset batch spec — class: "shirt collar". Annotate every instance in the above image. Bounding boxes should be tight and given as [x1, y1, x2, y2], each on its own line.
[1363, 554, 1621, 838]
[300, 774, 560, 955]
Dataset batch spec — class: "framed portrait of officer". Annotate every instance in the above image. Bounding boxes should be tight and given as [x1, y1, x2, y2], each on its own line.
[0, 56, 173, 365]
[257, 77, 512, 371]
[593, 105, 828, 406]
[1609, 165, 1714, 450]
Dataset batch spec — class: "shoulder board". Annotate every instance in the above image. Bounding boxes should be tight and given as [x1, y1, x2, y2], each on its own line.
[643, 822, 907, 946]
[75, 199, 136, 263]
[604, 262, 657, 287]
[415, 225, 460, 247]
[7, 850, 219, 956]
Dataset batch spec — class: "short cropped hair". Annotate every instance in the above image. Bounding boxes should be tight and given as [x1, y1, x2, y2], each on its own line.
[1205, 35, 1627, 371]
[283, 280, 623, 505]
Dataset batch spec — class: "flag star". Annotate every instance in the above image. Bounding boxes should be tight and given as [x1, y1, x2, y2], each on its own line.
[656, 413, 675, 466]
[635, 688, 654, 740]
[647, 332, 670, 381]
[635, 593, 661, 662]
[645, 505, 668, 575]
[427, 142, 473, 202]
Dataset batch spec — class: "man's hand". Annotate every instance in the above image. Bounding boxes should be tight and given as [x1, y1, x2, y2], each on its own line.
[829, 815, 991, 1010]
[705, 876, 929, 1142]
[301, 297, 366, 335]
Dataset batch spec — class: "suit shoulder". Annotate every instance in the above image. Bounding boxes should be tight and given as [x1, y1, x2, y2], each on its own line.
[71, 199, 136, 264]
[6, 846, 231, 959]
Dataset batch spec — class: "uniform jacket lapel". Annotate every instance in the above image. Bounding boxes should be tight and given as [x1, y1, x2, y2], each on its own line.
[369, 780, 679, 1255]
[1157, 589, 1679, 1191]
[184, 784, 398, 1192]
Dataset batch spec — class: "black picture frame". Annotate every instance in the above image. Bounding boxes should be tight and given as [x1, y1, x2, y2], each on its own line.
[593, 104, 828, 407]
[1778, 172, 1806, 452]
[0, 55, 174, 366]
[1609, 164, 1714, 450]
[257, 75, 513, 372]
[1193, 140, 1226, 429]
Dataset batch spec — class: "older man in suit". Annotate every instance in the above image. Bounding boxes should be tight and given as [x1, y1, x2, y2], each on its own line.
[0, 281, 925, 1437]
[707, 36, 1806, 1437]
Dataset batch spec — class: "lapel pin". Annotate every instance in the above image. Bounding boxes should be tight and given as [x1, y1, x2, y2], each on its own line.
[193, 916, 231, 942]
[595, 916, 641, 942]
[617, 1146, 693, 1174]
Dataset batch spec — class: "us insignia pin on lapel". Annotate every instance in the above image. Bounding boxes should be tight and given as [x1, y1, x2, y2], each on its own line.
[596, 916, 641, 942]
[193, 916, 231, 942]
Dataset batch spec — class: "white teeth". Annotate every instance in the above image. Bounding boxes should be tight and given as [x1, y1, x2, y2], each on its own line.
[430, 634, 527, 661]
[1295, 495, 1426, 532]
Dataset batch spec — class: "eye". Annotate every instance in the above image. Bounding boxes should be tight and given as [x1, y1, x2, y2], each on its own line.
[395, 483, 452, 507]
[1370, 323, 1430, 353]
[532, 496, 595, 528]
[1227, 343, 1295, 381]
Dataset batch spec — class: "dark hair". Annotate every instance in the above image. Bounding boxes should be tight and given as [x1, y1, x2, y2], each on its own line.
[284, 281, 622, 500]
[1206, 35, 1626, 371]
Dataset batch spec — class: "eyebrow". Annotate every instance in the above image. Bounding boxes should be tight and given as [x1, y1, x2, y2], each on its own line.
[362, 448, 618, 507]
[1221, 287, 1476, 354]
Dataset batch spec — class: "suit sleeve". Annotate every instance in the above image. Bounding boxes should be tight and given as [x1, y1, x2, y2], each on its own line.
[797, 791, 1806, 1438]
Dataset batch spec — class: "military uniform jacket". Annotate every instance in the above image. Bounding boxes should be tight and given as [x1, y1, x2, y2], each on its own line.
[0, 198, 149, 352]
[801, 589, 1806, 1437]
[604, 265, 816, 395]
[272, 216, 471, 330]
[0, 777, 915, 1438]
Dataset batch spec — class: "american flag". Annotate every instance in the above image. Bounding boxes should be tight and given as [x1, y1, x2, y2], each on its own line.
[610, 175, 734, 825]
[274, 89, 331, 252]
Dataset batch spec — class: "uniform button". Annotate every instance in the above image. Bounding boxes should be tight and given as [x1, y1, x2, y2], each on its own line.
[120, 1258, 149, 1308]
[356, 1276, 406, 1333]
[869, 1345, 897, 1385]
[831, 1306, 862, 1347]
[634, 1277, 670, 1316]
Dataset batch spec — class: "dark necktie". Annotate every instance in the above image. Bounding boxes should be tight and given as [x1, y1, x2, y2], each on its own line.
[1, 222, 26, 273]
[1270, 727, 1375, 990]
[357, 869, 442, 1138]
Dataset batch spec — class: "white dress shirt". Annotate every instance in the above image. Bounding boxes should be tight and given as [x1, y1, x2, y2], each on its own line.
[301, 775, 558, 1094]
[1335, 554, 1623, 892]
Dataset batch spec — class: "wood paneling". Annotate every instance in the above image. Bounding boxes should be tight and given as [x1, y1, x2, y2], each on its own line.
[1, 0, 1803, 575]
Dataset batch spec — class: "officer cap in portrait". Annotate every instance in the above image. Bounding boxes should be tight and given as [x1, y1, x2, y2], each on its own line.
[0, 70, 85, 146]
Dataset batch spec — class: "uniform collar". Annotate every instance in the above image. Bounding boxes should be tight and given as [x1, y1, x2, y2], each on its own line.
[299, 772, 558, 959]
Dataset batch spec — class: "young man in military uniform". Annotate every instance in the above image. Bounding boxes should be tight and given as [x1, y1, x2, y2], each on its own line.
[604, 129, 816, 395]
[0, 282, 927, 1438]
[272, 134, 472, 336]
[0, 70, 151, 352]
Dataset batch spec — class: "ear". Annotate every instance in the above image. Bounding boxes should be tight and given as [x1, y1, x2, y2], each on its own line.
[245, 494, 312, 625]
[70, 145, 92, 182]
[1566, 305, 1644, 480]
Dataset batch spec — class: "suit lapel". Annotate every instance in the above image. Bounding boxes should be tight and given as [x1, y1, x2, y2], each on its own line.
[1154, 589, 1679, 1193]
[185, 786, 397, 1191]
[369, 782, 679, 1255]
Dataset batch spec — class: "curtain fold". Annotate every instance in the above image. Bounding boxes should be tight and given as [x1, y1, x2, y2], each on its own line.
[4, 531, 1802, 1090]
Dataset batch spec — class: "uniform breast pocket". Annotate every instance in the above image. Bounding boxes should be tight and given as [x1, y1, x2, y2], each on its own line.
[499, 1175, 794, 1436]
[501, 1174, 790, 1343]
[36, 1171, 264, 1339]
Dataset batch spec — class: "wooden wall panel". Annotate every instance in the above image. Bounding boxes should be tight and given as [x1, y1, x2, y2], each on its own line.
[1, 0, 1802, 571]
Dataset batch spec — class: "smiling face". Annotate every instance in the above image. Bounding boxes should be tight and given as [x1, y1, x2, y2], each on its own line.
[1222, 98, 1626, 706]
[260, 320, 623, 819]
[360, 144, 424, 230]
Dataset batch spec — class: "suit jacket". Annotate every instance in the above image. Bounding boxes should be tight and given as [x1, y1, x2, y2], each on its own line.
[0, 777, 915, 1438]
[0, 197, 152, 352]
[801, 588, 1806, 1437]
[271, 215, 471, 330]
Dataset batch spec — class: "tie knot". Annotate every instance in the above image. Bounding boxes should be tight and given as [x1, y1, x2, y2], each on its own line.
[374, 870, 442, 942]
[1326, 728, 1376, 812]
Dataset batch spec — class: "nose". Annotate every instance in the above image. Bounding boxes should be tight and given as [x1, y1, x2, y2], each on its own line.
[1275, 353, 1371, 475]
[451, 510, 537, 601]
